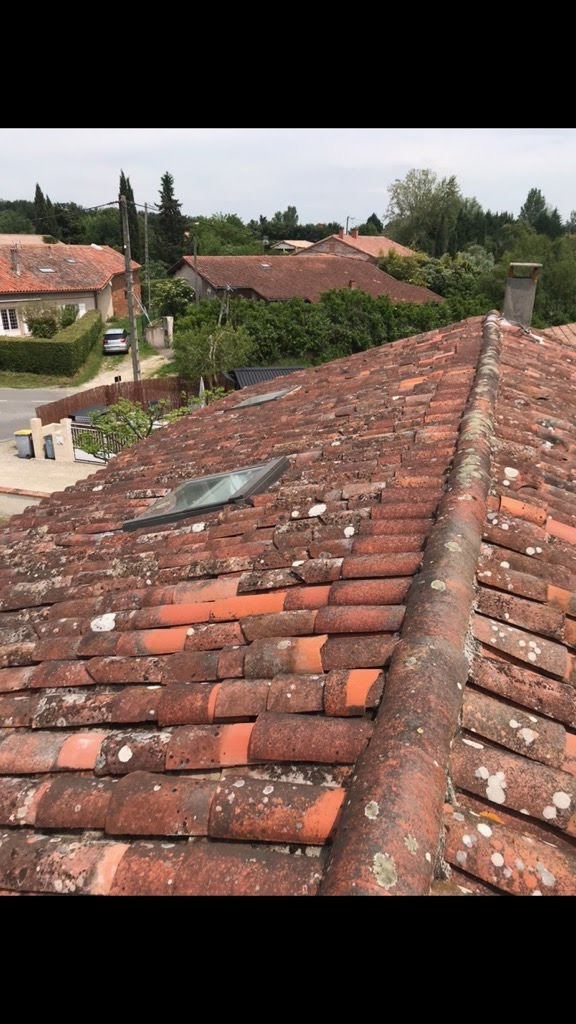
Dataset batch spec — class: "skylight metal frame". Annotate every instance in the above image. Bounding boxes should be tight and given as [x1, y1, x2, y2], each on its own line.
[233, 388, 296, 410]
[123, 456, 290, 533]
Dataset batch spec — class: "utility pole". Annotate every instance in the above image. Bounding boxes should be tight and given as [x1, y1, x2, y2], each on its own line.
[120, 194, 141, 382]
[144, 202, 152, 311]
[194, 234, 199, 306]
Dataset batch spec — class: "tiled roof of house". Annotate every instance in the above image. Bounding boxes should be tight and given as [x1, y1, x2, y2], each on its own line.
[271, 241, 314, 251]
[0, 245, 140, 296]
[308, 234, 416, 260]
[177, 255, 441, 305]
[0, 235, 60, 247]
[1, 312, 576, 897]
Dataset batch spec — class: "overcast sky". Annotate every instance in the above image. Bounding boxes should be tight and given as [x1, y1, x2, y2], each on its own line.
[3, 128, 575, 223]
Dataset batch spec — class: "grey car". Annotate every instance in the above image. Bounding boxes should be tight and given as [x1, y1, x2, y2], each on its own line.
[103, 329, 131, 355]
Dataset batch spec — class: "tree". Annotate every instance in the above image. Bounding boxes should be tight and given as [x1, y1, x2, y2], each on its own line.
[53, 202, 84, 243]
[33, 184, 47, 233]
[521, 188, 564, 239]
[174, 324, 256, 388]
[83, 207, 122, 248]
[33, 185, 59, 237]
[386, 169, 463, 257]
[0, 209, 33, 233]
[150, 279, 195, 319]
[357, 213, 384, 236]
[20, 300, 77, 337]
[119, 171, 141, 262]
[156, 172, 186, 268]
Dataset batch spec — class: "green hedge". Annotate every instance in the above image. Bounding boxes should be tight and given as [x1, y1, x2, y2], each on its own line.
[0, 310, 103, 376]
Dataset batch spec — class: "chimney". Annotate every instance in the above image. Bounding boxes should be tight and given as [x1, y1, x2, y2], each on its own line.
[349, 280, 357, 290]
[338, 228, 345, 239]
[503, 263, 542, 327]
[351, 229, 360, 239]
[10, 245, 21, 276]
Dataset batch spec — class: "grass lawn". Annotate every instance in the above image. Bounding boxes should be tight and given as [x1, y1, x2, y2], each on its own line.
[0, 317, 157, 389]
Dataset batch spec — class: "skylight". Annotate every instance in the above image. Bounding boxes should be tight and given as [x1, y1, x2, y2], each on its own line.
[66, 258, 78, 264]
[123, 457, 290, 532]
[234, 388, 295, 409]
[260, 263, 272, 269]
[39, 268, 55, 273]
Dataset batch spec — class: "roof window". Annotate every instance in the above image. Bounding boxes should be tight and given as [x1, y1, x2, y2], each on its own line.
[39, 268, 55, 273]
[123, 457, 290, 532]
[234, 388, 296, 409]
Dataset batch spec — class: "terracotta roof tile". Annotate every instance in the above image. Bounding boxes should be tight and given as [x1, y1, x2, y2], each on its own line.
[176, 255, 441, 304]
[5, 312, 576, 895]
[306, 234, 416, 260]
[0, 244, 139, 295]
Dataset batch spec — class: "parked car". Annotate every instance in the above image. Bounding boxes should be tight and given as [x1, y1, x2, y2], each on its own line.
[103, 329, 131, 355]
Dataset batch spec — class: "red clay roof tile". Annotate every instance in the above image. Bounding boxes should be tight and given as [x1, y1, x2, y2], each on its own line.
[4, 313, 576, 895]
[176, 254, 441, 305]
[0, 244, 139, 295]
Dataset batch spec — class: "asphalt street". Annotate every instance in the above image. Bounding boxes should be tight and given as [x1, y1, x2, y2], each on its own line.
[0, 387, 75, 441]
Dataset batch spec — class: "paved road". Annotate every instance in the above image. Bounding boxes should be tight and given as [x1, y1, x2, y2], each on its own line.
[0, 387, 75, 441]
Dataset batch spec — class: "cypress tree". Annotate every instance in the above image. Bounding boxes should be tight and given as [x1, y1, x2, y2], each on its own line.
[119, 171, 141, 262]
[44, 196, 60, 238]
[34, 184, 48, 233]
[157, 172, 186, 268]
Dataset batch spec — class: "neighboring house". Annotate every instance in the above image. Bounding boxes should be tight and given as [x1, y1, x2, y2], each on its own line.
[0, 244, 141, 336]
[303, 228, 415, 262]
[270, 240, 314, 254]
[171, 254, 441, 304]
[2, 271, 576, 897]
[0, 234, 61, 247]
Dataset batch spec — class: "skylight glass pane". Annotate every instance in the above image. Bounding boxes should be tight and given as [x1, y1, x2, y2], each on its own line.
[235, 389, 292, 409]
[124, 458, 290, 532]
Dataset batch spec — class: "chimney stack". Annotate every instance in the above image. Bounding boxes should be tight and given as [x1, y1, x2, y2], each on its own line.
[349, 280, 357, 290]
[351, 229, 360, 239]
[338, 228, 345, 239]
[10, 245, 21, 276]
[503, 263, 542, 328]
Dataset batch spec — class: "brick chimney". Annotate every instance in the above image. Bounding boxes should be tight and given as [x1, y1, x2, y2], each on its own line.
[351, 229, 360, 239]
[349, 280, 357, 290]
[338, 228, 345, 239]
[10, 245, 21, 276]
[503, 263, 542, 327]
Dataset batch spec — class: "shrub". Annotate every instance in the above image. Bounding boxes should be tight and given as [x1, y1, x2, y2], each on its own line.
[174, 324, 256, 388]
[20, 300, 79, 338]
[0, 310, 102, 376]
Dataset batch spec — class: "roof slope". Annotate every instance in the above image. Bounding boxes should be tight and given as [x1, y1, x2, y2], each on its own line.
[0, 235, 59, 247]
[2, 313, 576, 898]
[307, 234, 416, 260]
[0, 245, 140, 296]
[0, 320, 481, 896]
[177, 255, 441, 305]
[271, 241, 314, 251]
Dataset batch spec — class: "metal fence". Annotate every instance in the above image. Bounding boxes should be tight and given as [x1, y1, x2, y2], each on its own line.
[71, 424, 123, 464]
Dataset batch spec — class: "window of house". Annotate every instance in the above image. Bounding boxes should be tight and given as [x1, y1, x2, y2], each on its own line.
[123, 457, 290, 532]
[1, 309, 19, 332]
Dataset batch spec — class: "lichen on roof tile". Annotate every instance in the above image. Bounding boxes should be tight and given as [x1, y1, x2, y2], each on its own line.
[3, 314, 576, 896]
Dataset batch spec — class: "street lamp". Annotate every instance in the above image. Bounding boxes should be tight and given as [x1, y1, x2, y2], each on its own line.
[346, 216, 358, 236]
